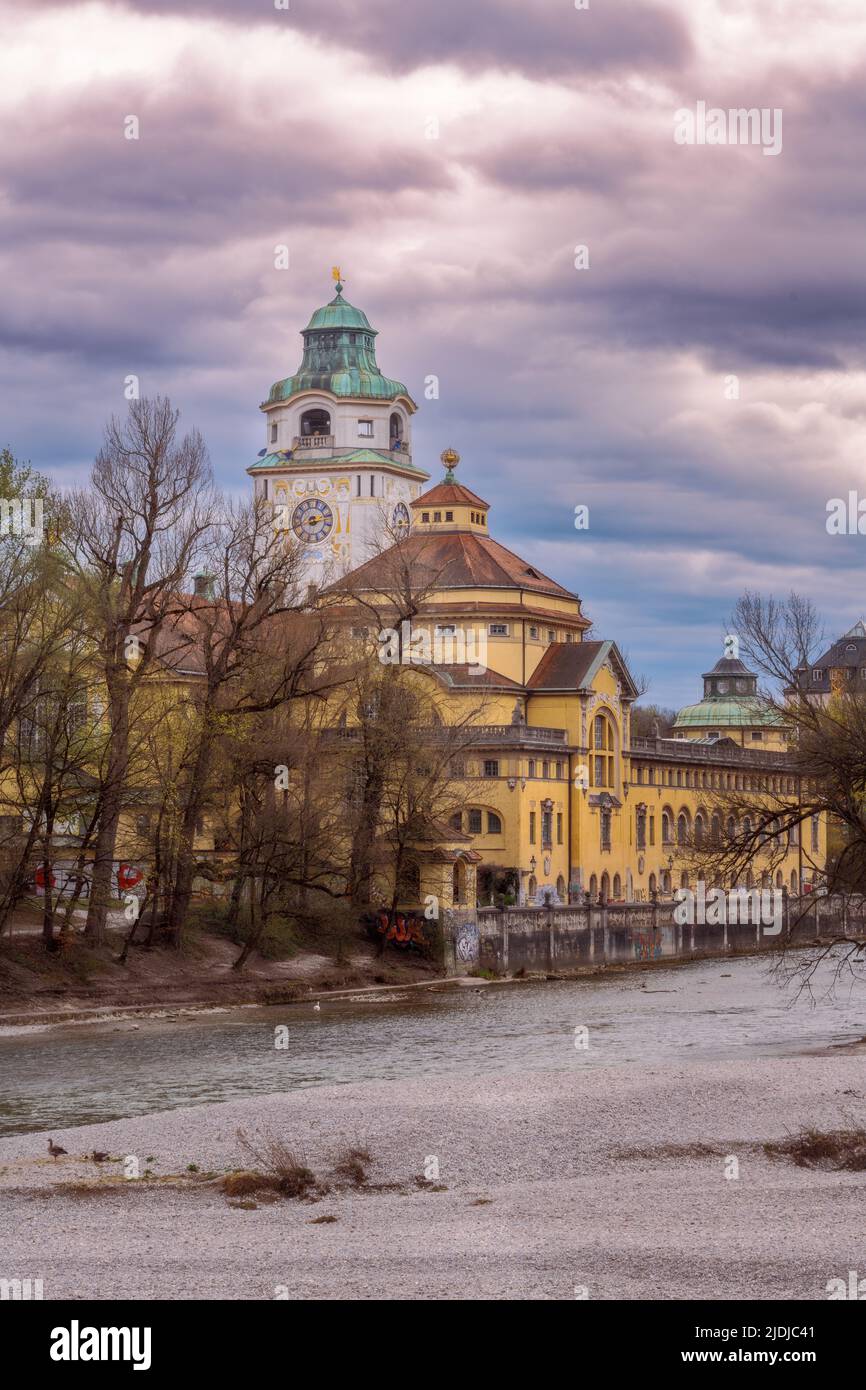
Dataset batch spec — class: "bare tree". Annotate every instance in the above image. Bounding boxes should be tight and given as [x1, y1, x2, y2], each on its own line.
[61, 397, 213, 942]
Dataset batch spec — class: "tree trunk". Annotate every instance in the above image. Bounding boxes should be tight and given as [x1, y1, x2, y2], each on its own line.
[165, 731, 214, 947]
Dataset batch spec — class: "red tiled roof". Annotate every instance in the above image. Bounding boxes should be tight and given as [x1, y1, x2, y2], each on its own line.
[527, 641, 606, 689]
[332, 531, 576, 601]
[412, 481, 489, 509]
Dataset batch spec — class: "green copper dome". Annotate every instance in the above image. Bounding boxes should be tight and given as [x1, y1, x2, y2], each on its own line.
[673, 698, 785, 729]
[673, 647, 784, 730]
[266, 281, 411, 405]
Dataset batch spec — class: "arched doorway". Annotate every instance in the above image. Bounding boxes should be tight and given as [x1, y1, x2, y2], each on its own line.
[600, 871, 610, 902]
[556, 874, 566, 902]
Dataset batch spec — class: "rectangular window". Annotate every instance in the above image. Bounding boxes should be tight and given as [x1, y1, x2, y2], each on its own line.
[566, 632, 573, 642]
[529, 626, 538, 640]
[542, 810, 553, 848]
[556, 761, 564, 778]
[270, 422, 278, 443]
[649, 814, 655, 846]
[468, 808, 482, 834]
[483, 760, 499, 778]
[449, 759, 465, 777]
[489, 623, 508, 636]
[751, 731, 762, 741]
[812, 815, 820, 851]
[547, 630, 555, 643]
[445, 510, 453, 521]
[433, 511, 442, 522]
[529, 811, 536, 843]
[356, 475, 362, 496]
[556, 812, 563, 844]
[542, 760, 549, 778]
[594, 754, 606, 787]
[636, 811, 646, 850]
[358, 420, 374, 437]
[449, 812, 462, 831]
[812, 669, 823, 681]
[422, 512, 430, 523]
[370, 475, 376, 496]
[528, 759, 535, 777]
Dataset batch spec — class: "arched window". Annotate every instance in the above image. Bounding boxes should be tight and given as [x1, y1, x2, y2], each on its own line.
[680, 870, 689, 889]
[487, 811, 502, 834]
[775, 870, 784, 889]
[389, 411, 404, 449]
[600, 871, 610, 901]
[677, 811, 689, 847]
[592, 712, 616, 789]
[726, 816, 736, 840]
[694, 813, 704, 847]
[299, 407, 331, 439]
[397, 860, 421, 901]
[452, 859, 465, 905]
[613, 873, 622, 899]
[711, 813, 721, 843]
[648, 872, 657, 896]
[662, 809, 673, 844]
[528, 874, 537, 903]
[556, 874, 566, 902]
[588, 873, 598, 899]
[791, 869, 799, 895]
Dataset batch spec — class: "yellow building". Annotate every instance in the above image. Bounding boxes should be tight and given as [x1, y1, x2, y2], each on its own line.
[331, 448, 823, 908]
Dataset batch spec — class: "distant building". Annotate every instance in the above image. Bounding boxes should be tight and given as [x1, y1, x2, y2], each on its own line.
[791, 619, 866, 700]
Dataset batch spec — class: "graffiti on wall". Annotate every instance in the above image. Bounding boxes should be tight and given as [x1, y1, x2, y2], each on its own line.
[455, 920, 479, 963]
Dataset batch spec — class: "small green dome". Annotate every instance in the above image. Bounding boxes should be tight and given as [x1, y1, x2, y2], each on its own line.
[266, 281, 411, 405]
[673, 698, 784, 729]
[303, 291, 373, 333]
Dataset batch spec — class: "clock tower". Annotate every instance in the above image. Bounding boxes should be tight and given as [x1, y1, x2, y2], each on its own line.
[247, 272, 429, 585]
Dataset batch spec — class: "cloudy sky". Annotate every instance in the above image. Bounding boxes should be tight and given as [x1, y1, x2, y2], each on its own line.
[2, 0, 865, 706]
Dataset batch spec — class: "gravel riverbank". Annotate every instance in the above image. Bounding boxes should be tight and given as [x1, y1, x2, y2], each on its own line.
[2, 1054, 865, 1300]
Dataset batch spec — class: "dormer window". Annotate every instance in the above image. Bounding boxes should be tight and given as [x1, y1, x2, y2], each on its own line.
[812, 669, 823, 681]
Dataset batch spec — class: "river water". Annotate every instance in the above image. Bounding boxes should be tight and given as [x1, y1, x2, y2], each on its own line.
[1, 953, 863, 1136]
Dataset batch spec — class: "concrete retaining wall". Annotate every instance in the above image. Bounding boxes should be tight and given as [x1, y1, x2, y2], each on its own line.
[442, 895, 863, 976]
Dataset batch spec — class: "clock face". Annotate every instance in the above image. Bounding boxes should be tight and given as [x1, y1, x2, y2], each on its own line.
[393, 502, 410, 532]
[292, 498, 334, 543]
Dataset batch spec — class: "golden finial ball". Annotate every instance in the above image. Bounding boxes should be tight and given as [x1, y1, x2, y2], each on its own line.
[440, 448, 460, 470]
